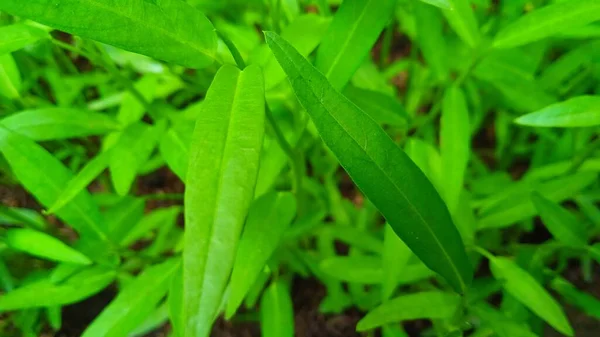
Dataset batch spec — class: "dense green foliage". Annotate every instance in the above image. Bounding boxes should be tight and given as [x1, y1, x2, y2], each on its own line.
[0, 0, 599, 336]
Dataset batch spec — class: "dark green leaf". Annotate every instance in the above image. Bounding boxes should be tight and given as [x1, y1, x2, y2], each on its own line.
[265, 31, 472, 294]
[551, 277, 600, 319]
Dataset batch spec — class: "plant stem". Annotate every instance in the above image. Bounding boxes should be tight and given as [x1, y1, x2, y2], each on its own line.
[265, 105, 304, 211]
[217, 30, 246, 69]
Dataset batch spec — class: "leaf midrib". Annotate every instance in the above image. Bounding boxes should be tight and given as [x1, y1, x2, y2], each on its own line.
[276, 39, 466, 292]
[65, 0, 213, 58]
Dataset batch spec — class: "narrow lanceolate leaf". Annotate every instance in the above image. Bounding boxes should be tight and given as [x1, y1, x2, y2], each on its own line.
[488, 256, 573, 336]
[551, 277, 600, 319]
[226, 192, 296, 318]
[5, 229, 91, 265]
[0, 266, 115, 311]
[418, 0, 451, 9]
[343, 85, 408, 127]
[47, 150, 112, 214]
[168, 267, 184, 337]
[514, 96, 600, 127]
[0, 54, 21, 99]
[413, 0, 448, 81]
[82, 259, 180, 337]
[0, 0, 217, 68]
[440, 86, 470, 214]
[442, 0, 480, 48]
[159, 122, 194, 181]
[109, 122, 164, 196]
[316, 0, 397, 90]
[493, 0, 600, 49]
[0, 108, 121, 140]
[265, 32, 472, 294]
[357, 291, 460, 331]
[184, 64, 265, 337]
[120, 206, 181, 247]
[382, 224, 411, 300]
[260, 281, 294, 337]
[0, 23, 49, 55]
[0, 127, 109, 248]
[531, 192, 587, 247]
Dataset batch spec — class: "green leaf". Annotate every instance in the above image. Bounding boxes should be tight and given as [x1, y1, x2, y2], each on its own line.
[226, 192, 296, 318]
[514, 96, 600, 128]
[184, 64, 265, 337]
[343, 85, 408, 127]
[531, 192, 587, 247]
[168, 267, 184, 337]
[260, 281, 294, 337]
[102, 196, 145, 243]
[493, 0, 600, 49]
[109, 122, 164, 196]
[413, 0, 448, 80]
[82, 259, 180, 337]
[116, 75, 158, 126]
[120, 206, 181, 247]
[478, 172, 597, 229]
[0, 126, 109, 248]
[320, 256, 383, 285]
[316, 0, 397, 90]
[357, 291, 460, 331]
[440, 86, 470, 213]
[382, 224, 411, 300]
[5, 229, 91, 265]
[418, 0, 452, 9]
[265, 31, 472, 294]
[0, 108, 121, 140]
[0, 266, 116, 311]
[442, 0, 480, 48]
[0, 53, 21, 99]
[472, 304, 538, 337]
[0, 23, 49, 54]
[258, 13, 331, 90]
[551, 277, 600, 319]
[0, 0, 217, 68]
[159, 122, 194, 182]
[47, 149, 112, 214]
[488, 256, 573, 336]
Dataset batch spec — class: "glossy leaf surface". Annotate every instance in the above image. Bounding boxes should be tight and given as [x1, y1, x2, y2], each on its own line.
[265, 31, 472, 294]
[0, 0, 217, 68]
[184, 64, 265, 337]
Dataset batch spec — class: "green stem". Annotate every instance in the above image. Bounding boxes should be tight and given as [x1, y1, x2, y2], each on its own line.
[265, 106, 304, 211]
[380, 23, 394, 67]
[217, 30, 246, 69]
[567, 136, 600, 174]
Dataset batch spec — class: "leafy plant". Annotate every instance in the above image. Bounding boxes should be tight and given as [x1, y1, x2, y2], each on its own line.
[0, 0, 599, 337]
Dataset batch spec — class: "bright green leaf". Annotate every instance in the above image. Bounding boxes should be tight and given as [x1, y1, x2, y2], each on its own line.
[0, 108, 121, 140]
[159, 122, 194, 182]
[493, 0, 600, 49]
[184, 64, 265, 337]
[260, 281, 294, 337]
[531, 192, 587, 247]
[5, 229, 91, 265]
[0, 266, 116, 311]
[514, 96, 600, 128]
[0, 23, 49, 55]
[551, 277, 600, 320]
[440, 86, 470, 214]
[0, 0, 217, 68]
[442, 0, 480, 48]
[316, 0, 397, 90]
[265, 31, 472, 294]
[82, 259, 180, 337]
[226, 192, 296, 318]
[382, 224, 411, 300]
[489, 256, 573, 336]
[0, 53, 21, 99]
[357, 291, 460, 331]
[120, 206, 181, 247]
[343, 85, 408, 127]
